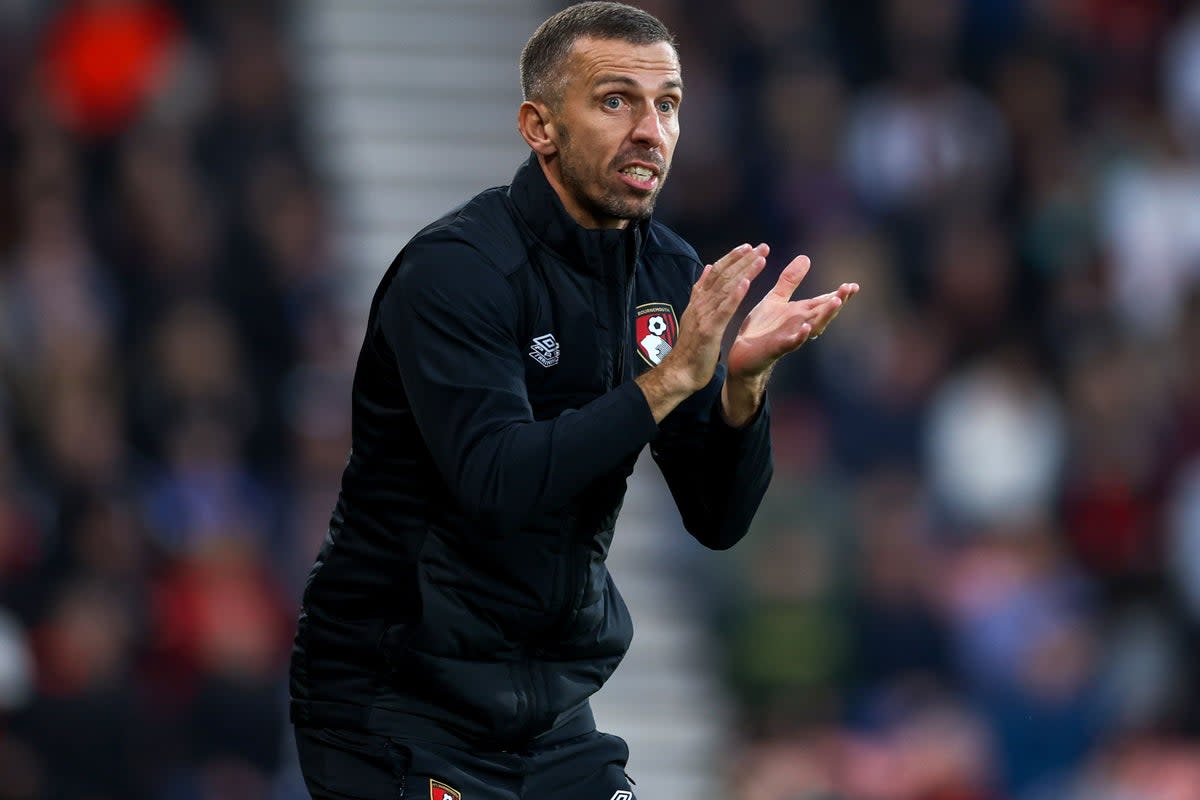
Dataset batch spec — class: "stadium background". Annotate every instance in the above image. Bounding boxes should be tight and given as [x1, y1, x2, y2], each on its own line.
[2, 0, 1200, 798]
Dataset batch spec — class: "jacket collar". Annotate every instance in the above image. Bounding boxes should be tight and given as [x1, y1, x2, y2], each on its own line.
[507, 152, 647, 277]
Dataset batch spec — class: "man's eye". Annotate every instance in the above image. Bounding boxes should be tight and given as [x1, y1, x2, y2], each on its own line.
[658, 100, 676, 113]
[603, 96, 622, 109]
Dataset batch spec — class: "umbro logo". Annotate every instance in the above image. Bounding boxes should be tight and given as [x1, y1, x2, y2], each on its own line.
[609, 792, 634, 800]
[528, 333, 560, 367]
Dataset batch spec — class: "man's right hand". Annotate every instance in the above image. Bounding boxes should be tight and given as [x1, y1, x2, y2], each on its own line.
[636, 243, 769, 422]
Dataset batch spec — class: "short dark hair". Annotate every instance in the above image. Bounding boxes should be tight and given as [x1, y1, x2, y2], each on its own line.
[520, 2, 676, 106]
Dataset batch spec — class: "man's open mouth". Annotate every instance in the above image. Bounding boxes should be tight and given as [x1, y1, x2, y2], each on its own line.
[618, 163, 660, 190]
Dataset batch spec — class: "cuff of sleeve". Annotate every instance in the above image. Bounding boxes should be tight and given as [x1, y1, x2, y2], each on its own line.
[543, 380, 661, 501]
[621, 377, 660, 440]
[714, 386, 769, 436]
[567, 378, 659, 457]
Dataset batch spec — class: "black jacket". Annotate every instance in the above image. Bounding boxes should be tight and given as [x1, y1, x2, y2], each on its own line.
[289, 154, 773, 749]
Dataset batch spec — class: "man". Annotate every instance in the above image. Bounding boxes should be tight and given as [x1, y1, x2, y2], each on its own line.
[290, 3, 858, 798]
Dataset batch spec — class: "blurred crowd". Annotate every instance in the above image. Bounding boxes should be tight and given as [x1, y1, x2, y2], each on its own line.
[0, 0, 351, 797]
[5, 0, 1200, 799]
[637, 0, 1200, 798]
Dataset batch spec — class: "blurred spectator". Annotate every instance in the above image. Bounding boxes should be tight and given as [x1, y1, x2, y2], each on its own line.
[1059, 334, 1168, 583]
[15, 580, 153, 798]
[1099, 120, 1200, 337]
[1168, 458, 1200, 622]
[721, 458, 850, 731]
[810, 228, 948, 472]
[925, 348, 1065, 527]
[733, 692, 996, 800]
[1060, 736, 1200, 800]
[39, 0, 185, 139]
[1165, 7, 1200, 155]
[845, 470, 950, 707]
[0, 1, 345, 796]
[939, 530, 1105, 796]
[151, 535, 292, 794]
[844, 0, 1008, 219]
[765, 59, 858, 252]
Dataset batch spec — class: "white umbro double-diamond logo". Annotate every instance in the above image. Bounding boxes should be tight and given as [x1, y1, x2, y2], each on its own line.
[609, 792, 634, 800]
[528, 333, 560, 367]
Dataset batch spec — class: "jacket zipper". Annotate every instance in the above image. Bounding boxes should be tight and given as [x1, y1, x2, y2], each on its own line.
[618, 269, 634, 383]
[615, 232, 639, 385]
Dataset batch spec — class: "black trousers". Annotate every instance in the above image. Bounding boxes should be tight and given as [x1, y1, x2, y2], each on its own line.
[294, 726, 637, 800]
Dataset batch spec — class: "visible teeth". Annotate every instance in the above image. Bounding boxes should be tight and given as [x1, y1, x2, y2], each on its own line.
[622, 167, 654, 180]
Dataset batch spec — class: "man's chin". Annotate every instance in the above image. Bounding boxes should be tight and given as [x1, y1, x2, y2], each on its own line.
[603, 193, 659, 223]
[629, 205, 655, 222]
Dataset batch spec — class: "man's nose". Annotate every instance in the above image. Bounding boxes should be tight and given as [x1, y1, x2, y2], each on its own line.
[631, 104, 665, 148]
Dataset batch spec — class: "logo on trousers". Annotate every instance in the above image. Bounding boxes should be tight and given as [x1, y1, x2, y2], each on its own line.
[431, 780, 461, 800]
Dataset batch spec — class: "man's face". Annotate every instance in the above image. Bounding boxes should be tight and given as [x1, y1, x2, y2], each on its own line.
[544, 37, 681, 229]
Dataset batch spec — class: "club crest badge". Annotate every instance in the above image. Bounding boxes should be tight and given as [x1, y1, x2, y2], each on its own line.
[635, 302, 677, 366]
[430, 780, 461, 800]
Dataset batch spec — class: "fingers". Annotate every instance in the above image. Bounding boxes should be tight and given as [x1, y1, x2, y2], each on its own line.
[715, 242, 756, 269]
[772, 314, 818, 356]
[700, 243, 752, 287]
[670, 244, 773, 392]
[717, 242, 769, 267]
[722, 243, 767, 273]
[764, 253, 858, 309]
[768, 255, 812, 300]
[807, 284, 859, 336]
[704, 259, 763, 332]
[790, 283, 860, 317]
[783, 281, 860, 341]
[835, 282, 860, 301]
[795, 323, 814, 347]
[804, 282, 860, 305]
[711, 243, 768, 294]
[763, 256, 861, 304]
[694, 243, 769, 315]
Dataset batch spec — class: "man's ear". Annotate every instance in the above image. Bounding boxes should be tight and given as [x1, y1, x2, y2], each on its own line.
[518, 100, 558, 156]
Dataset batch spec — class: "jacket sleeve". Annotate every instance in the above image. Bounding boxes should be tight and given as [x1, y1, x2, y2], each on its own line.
[379, 238, 659, 535]
[650, 363, 773, 550]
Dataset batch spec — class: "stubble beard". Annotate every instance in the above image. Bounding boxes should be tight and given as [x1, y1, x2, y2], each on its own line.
[557, 125, 666, 224]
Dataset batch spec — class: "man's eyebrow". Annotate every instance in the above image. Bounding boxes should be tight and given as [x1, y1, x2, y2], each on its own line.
[593, 74, 684, 92]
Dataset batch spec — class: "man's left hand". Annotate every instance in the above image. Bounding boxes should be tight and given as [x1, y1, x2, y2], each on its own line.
[720, 250, 859, 426]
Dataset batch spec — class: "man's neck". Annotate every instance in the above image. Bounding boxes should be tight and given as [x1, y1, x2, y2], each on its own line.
[536, 155, 629, 231]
